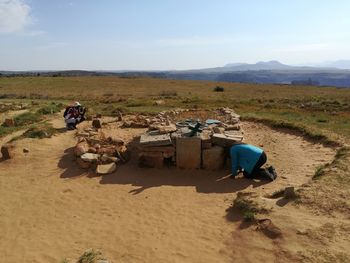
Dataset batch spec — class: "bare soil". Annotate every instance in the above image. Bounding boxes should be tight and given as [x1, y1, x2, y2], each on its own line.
[0, 115, 345, 263]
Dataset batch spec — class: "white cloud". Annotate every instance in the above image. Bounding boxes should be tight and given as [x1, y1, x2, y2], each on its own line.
[0, 0, 31, 33]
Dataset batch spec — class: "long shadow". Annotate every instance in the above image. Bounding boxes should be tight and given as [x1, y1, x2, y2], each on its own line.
[58, 146, 94, 178]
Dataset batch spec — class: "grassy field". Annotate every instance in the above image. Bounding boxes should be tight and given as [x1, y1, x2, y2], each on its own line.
[1, 76, 350, 142]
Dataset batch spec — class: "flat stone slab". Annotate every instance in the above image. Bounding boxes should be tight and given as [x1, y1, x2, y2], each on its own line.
[212, 133, 243, 147]
[96, 163, 117, 174]
[140, 133, 172, 147]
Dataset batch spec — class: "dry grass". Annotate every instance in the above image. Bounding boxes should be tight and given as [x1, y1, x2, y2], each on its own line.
[1, 76, 349, 140]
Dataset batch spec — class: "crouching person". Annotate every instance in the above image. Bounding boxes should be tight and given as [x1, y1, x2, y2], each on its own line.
[63, 101, 86, 130]
[230, 143, 277, 181]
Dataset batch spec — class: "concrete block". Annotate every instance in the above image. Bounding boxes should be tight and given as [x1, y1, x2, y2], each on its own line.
[176, 137, 201, 169]
[202, 146, 225, 170]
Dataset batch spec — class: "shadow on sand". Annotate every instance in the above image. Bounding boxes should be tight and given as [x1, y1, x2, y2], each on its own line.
[58, 146, 96, 179]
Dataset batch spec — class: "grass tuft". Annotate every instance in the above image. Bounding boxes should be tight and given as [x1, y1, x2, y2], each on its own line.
[232, 192, 267, 221]
[77, 249, 105, 263]
[22, 123, 57, 139]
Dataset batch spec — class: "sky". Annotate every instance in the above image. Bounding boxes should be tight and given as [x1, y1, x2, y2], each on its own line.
[1, 0, 350, 71]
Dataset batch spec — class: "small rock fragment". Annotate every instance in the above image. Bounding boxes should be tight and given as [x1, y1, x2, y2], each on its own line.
[1, 143, 15, 159]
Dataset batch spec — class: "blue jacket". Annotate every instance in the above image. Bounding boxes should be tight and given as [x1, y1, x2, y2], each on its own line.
[230, 144, 263, 177]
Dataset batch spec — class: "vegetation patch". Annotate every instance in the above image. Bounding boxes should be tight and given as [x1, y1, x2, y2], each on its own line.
[213, 85, 225, 92]
[231, 192, 269, 221]
[37, 102, 63, 115]
[22, 123, 57, 139]
[61, 249, 106, 263]
[266, 188, 285, 199]
[14, 112, 42, 126]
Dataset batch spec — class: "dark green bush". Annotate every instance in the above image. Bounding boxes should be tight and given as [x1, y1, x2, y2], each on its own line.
[213, 86, 225, 92]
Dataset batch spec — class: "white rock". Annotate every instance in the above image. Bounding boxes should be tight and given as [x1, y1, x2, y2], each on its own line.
[81, 153, 100, 162]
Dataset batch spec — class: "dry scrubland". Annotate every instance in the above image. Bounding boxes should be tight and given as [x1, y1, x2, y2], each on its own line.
[0, 76, 350, 262]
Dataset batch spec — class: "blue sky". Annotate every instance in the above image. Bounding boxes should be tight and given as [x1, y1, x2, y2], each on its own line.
[1, 0, 350, 70]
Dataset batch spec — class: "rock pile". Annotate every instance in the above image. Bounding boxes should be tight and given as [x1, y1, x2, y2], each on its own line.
[74, 127, 129, 175]
[138, 107, 244, 170]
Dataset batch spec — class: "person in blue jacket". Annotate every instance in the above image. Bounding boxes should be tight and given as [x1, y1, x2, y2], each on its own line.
[230, 143, 277, 181]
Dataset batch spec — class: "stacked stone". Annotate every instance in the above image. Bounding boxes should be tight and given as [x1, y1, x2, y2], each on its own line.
[137, 107, 244, 170]
[74, 127, 129, 175]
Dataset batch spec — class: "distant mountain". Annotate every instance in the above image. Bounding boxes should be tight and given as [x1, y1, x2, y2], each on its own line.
[223, 60, 293, 71]
[308, 60, 350, 70]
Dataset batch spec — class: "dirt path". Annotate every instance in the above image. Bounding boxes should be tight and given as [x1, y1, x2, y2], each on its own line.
[0, 118, 337, 262]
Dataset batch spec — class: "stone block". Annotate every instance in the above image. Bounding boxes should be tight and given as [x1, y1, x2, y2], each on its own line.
[202, 146, 225, 170]
[139, 145, 175, 158]
[156, 124, 177, 134]
[140, 133, 172, 147]
[139, 152, 164, 168]
[225, 124, 241, 131]
[213, 127, 225, 134]
[96, 163, 117, 174]
[176, 137, 201, 169]
[212, 133, 243, 147]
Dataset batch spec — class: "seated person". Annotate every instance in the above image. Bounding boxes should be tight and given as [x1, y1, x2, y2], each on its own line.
[230, 143, 277, 181]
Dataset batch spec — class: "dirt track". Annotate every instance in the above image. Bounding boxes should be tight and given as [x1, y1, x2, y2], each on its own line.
[0, 116, 337, 262]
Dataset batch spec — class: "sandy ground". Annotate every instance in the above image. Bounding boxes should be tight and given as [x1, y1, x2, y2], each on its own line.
[0, 117, 338, 262]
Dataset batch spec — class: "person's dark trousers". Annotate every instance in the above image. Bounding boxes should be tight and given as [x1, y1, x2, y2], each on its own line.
[243, 152, 267, 179]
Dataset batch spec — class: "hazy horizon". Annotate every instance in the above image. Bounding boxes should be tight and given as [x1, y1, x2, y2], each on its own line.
[1, 0, 350, 71]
